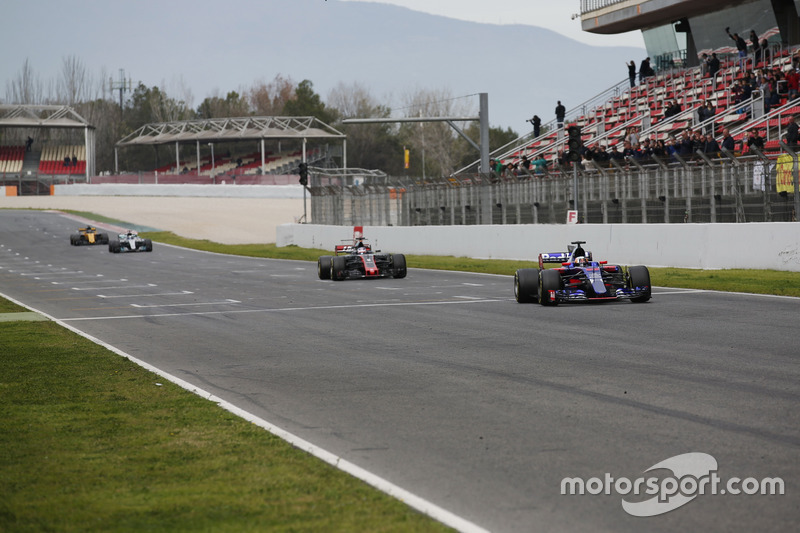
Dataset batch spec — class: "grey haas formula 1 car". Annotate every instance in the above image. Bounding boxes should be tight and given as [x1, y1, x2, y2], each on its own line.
[514, 241, 651, 305]
[317, 227, 406, 281]
[109, 230, 153, 253]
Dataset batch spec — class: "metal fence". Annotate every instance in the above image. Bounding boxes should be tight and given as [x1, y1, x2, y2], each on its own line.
[308, 155, 800, 226]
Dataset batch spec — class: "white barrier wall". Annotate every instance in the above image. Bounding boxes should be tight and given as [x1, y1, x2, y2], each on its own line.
[277, 223, 800, 272]
[53, 183, 305, 199]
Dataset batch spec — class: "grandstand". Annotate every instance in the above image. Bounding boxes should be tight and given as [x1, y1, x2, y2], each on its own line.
[0, 145, 24, 175]
[461, 0, 800, 171]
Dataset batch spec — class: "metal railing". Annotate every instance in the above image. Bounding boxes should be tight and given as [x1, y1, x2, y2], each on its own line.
[309, 152, 800, 226]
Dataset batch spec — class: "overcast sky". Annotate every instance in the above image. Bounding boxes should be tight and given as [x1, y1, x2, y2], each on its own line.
[340, 0, 645, 48]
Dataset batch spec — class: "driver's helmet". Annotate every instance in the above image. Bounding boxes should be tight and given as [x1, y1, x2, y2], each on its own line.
[357, 246, 367, 253]
[574, 256, 588, 266]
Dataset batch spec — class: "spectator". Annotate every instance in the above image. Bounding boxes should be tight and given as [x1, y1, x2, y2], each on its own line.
[71, 154, 78, 167]
[703, 134, 721, 154]
[621, 140, 636, 159]
[25, 136, 33, 151]
[608, 143, 624, 161]
[785, 115, 799, 146]
[639, 57, 654, 84]
[708, 53, 721, 79]
[761, 39, 770, 64]
[726, 27, 748, 70]
[652, 139, 667, 158]
[593, 145, 610, 164]
[627, 60, 636, 88]
[698, 101, 715, 134]
[529, 115, 541, 137]
[783, 68, 797, 100]
[520, 154, 531, 171]
[746, 128, 765, 151]
[750, 30, 760, 62]
[677, 130, 694, 157]
[627, 127, 639, 146]
[663, 100, 682, 120]
[721, 128, 735, 151]
[555, 101, 566, 129]
[64, 156, 70, 167]
[531, 155, 547, 175]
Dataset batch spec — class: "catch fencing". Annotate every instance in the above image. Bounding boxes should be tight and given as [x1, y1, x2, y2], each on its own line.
[308, 154, 800, 226]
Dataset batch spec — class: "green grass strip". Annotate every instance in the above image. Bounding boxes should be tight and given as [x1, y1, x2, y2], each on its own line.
[0, 319, 451, 532]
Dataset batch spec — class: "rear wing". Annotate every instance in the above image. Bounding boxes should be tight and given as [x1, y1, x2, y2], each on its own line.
[335, 243, 372, 255]
[539, 252, 570, 269]
[335, 225, 373, 255]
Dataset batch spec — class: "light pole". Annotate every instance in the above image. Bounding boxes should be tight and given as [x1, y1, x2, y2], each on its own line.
[208, 142, 215, 178]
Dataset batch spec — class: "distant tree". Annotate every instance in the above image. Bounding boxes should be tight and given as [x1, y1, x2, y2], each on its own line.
[4, 58, 45, 105]
[283, 80, 337, 124]
[328, 81, 403, 173]
[397, 88, 474, 177]
[248, 74, 295, 116]
[58, 55, 92, 106]
[454, 123, 520, 170]
[196, 90, 249, 119]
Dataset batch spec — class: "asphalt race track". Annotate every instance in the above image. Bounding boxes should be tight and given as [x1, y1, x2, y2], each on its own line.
[2, 210, 798, 532]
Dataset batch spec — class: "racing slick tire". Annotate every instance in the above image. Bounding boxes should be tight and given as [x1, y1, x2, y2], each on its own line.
[318, 256, 332, 280]
[99, 233, 110, 245]
[514, 268, 538, 303]
[539, 268, 561, 306]
[70, 234, 80, 245]
[331, 256, 347, 281]
[628, 265, 651, 303]
[391, 254, 407, 279]
[109, 240, 120, 253]
[143, 239, 153, 252]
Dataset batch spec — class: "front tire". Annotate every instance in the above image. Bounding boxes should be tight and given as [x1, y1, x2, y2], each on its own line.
[628, 265, 651, 303]
[539, 269, 562, 306]
[514, 269, 538, 303]
[391, 254, 407, 278]
[109, 240, 120, 253]
[144, 239, 153, 252]
[318, 256, 332, 280]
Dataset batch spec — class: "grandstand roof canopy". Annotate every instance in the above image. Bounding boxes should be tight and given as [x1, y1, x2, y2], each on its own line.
[116, 116, 345, 147]
[0, 104, 94, 129]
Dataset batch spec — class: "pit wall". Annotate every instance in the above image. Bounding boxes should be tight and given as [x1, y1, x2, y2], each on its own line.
[53, 183, 304, 198]
[276, 223, 800, 272]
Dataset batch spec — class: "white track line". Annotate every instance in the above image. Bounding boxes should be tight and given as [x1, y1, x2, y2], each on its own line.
[60, 298, 507, 322]
[0, 290, 490, 533]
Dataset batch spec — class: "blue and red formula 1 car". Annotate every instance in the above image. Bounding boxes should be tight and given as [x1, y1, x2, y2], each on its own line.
[514, 241, 651, 305]
[317, 227, 406, 281]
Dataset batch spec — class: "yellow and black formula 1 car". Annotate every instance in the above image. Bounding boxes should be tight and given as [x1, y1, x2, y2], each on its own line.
[69, 226, 110, 246]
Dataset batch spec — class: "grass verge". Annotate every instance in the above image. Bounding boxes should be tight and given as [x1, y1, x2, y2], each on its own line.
[0, 315, 451, 532]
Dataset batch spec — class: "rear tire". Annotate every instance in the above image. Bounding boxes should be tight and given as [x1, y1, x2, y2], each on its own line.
[99, 233, 109, 244]
[539, 269, 561, 306]
[628, 265, 651, 303]
[318, 256, 332, 280]
[514, 269, 538, 303]
[331, 256, 347, 281]
[391, 254, 407, 278]
[144, 239, 153, 252]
